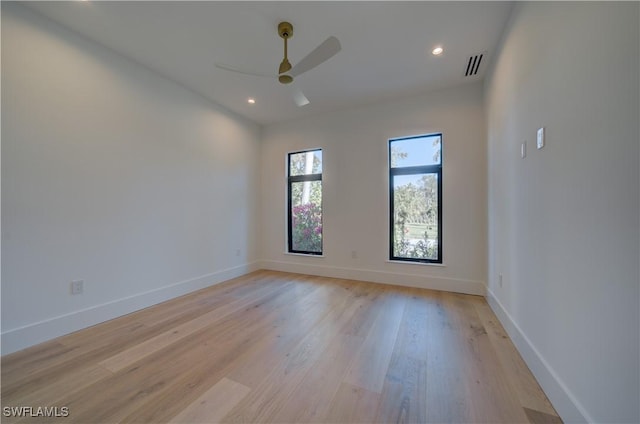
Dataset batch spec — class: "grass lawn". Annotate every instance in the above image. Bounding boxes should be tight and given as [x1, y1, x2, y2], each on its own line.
[404, 223, 438, 240]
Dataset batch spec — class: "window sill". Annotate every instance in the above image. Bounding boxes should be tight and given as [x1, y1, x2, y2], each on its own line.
[386, 260, 446, 267]
[284, 252, 325, 258]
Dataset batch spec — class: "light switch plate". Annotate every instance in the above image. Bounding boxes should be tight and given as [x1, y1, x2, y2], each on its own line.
[537, 127, 545, 149]
[521, 141, 526, 158]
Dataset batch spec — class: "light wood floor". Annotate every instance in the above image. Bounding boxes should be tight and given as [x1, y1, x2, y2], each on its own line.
[2, 271, 561, 423]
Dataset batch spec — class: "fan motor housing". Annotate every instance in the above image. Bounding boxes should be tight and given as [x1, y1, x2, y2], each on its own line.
[278, 22, 293, 39]
[278, 74, 293, 84]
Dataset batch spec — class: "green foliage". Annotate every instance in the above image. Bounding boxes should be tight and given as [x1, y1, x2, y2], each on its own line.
[394, 175, 438, 226]
[291, 202, 322, 252]
[390, 146, 408, 167]
[394, 226, 438, 260]
[432, 137, 441, 163]
[290, 151, 322, 176]
[291, 181, 322, 208]
[393, 174, 438, 260]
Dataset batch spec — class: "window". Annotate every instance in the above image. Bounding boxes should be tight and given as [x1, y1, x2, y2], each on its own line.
[288, 149, 323, 255]
[389, 134, 442, 263]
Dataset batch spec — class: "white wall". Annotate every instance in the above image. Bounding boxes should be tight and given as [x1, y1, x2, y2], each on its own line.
[485, 2, 639, 423]
[1, 4, 261, 354]
[260, 83, 487, 294]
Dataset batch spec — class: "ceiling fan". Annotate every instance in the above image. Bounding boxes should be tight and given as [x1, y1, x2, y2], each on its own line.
[215, 22, 341, 107]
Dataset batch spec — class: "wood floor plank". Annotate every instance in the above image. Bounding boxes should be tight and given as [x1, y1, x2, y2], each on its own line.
[220, 280, 359, 423]
[269, 284, 380, 423]
[134, 271, 285, 328]
[374, 288, 430, 424]
[340, 282, 386, 338]
[1, 341, 74, 385]
[99, 279, 294, 372]
[168, 378, 250, 424]
[45, 280, 301, 423]
[442, 292, 530, 423]
[424, 290, 475, 423]
[92, 278, 317, 423]
[57, 316, 150, 349]
[1, 366, 113, 424]
[116, 275, 326, 423]
[524, 407, 564, 424]
[270, 333, 365, 423]
[324, 382, 380, 424]
[473, 299, 560, 417]
[2, 274, 285, 392]
[1, 321, 157, 399]
[1, 364, 112, 411]
[1, 271, 561, 424]
[342, 289, 407, 393]
[223, 278, 340, 389]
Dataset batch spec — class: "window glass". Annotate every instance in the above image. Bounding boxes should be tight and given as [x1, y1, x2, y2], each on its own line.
[389, 134, 442, 263]
[288, 149, 323, 255]
[289, 150, 323, 176]
[390, 135, 441, 168]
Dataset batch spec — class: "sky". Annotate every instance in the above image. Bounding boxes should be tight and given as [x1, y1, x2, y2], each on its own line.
[391, 134, 441, 186]
[391, 134, 441, 168]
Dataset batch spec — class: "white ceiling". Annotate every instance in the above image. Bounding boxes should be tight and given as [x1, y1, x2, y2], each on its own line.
[25, 1, 513, 125]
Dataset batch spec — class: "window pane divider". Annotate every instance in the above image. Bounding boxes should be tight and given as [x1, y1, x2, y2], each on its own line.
[390, 165, 441, 175]
[289, 174, 322, 183]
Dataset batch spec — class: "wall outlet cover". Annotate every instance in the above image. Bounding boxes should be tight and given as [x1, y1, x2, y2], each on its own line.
[70, 280, 84, 295]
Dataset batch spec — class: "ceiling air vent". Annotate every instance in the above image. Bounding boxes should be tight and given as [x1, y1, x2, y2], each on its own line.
[464, 53, 484, 77]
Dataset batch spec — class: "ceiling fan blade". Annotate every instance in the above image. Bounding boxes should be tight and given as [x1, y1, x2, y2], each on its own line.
[290, 84, 310, 107]
[215, 63, 275, 79]
[290, 36, 341, 77]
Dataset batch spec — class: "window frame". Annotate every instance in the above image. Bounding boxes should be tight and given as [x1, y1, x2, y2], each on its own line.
[287, 148, 323, 255]
[388, 134, 443, 264]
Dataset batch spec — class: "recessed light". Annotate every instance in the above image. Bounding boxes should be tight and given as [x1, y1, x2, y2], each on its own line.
[432, 46, 444, 56]
[247, 98, 256, 104]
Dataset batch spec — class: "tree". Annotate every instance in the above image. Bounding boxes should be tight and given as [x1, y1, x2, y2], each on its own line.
[393, 175, 438, 260]
[390, 145, 408, 167]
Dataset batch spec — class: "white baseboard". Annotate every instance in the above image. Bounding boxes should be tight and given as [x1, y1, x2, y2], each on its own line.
[486, 287, 592, 423]
[258, 260, 485, 296]
[1, 262, 260, 355]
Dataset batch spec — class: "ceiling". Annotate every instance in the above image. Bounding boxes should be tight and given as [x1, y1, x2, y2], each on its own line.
[25, 1, 513, 125]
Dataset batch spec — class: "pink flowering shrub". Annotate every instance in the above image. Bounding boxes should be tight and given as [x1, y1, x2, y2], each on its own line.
[292, 203, 322, 252]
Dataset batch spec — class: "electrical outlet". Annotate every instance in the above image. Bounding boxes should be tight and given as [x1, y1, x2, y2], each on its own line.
[70, 280, 84, 295]
[521, 141, 527, 158]
[351, 250, 358, 259]
[235, 249, 241, 257]
[499, 273, 503, 288]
